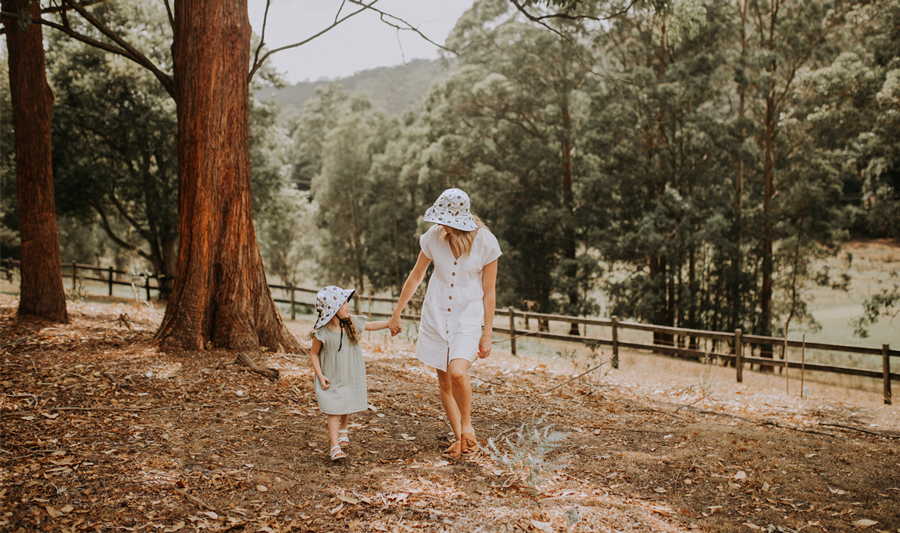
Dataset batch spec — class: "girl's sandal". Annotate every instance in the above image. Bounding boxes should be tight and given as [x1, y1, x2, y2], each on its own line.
[442, 441, 462, 459]
[329, 445, 346, 461]
[460, 433, 479, 456]
[337, 429, 350, 448]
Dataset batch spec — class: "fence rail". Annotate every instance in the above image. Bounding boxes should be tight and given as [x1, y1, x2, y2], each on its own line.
[2, 259, 895, 404]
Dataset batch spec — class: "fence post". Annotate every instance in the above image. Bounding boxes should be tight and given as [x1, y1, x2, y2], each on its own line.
[72, 261, 77, 290]
[145, 276, 151, 301]
[884, 344, 892, 406]
[735, 328, 743, 383]
[290, 285, 296, 320]
[611, 316, 619, 369]
[5, 258, 11, 281]
[508, 307, 516, 356]
[353, 293, 360, 314]
[108, 266, 114, 296]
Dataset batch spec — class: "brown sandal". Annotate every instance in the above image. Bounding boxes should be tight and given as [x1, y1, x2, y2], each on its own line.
[442, 441, 462, 459]
[461, 433, 478, 456]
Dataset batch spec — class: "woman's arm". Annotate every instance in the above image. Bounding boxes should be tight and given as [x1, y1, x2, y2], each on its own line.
[478, 258, 499, 358]
[388, 251, 432, 333]
[308, 337, 330, 388]
[365, 320, 391, 331]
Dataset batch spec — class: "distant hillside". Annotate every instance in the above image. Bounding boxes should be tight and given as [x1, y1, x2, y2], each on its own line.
[256, 58, 454, 117]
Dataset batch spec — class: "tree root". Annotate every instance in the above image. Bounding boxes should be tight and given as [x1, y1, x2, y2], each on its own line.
[236, 351, 279, 382]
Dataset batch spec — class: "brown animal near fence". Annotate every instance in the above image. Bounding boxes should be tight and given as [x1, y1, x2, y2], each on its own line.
[2, 259, 896, 404]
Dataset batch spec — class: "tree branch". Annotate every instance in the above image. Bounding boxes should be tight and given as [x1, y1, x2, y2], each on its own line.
[247, 0, 379, 84]
[346, 0, 454, 54]
[92, 201, 149, 259]
[162, 0, 174, 32]
[510, 0, 639, 23]
[58, 0, 174, 97]
[251, 0, 273, 80]
[0, 0, 107, 35]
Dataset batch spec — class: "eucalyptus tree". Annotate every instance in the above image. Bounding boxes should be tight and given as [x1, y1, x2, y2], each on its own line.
[313, 95, 400, 296]
[288, 83, 351, 191]
[739, 0, 853, 342]
[422, 0, 600, 323]
[583, 0, 737, 342]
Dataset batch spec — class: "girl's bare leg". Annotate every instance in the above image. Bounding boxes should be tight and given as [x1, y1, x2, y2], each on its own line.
[339, 414, 349, 432]
[327, 415, 341, 449]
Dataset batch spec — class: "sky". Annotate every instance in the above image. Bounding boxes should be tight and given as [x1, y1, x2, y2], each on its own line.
[247, 0, 476, 84]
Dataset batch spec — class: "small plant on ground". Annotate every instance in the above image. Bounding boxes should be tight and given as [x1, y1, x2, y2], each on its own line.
[487, 414, 570, 494]
[556, 340, 611, 395]
[66, 278, 88, 303]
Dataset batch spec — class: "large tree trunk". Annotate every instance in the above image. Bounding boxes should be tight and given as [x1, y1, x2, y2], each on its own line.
[155, 0, 302, 355]
[2, 0, 69, 324]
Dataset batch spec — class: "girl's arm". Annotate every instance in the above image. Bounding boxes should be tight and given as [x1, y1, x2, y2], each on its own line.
[478, 258, 499, 358]
[365, 320, 391, 331]
[308, 337, 330, 389]
[388, 251, 432, 333]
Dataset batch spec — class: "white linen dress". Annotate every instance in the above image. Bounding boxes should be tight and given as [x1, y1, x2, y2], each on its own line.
[416, 225, 502, 371]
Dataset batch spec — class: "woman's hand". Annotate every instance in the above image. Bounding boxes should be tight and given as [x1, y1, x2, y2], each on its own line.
[388, 314, 403, 336]
[318, 374, 331, 389]
[477, 332, 492, 358]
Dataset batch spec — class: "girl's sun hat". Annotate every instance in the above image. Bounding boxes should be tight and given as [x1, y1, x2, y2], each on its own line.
[314, 285, 355, 329]
[423, 188, 478, 231]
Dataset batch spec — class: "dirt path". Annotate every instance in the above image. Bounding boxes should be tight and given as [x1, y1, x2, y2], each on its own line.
[1, 296, 898, 533]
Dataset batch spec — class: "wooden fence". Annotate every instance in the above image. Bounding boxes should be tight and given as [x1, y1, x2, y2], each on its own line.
[2, 259, 896, 404]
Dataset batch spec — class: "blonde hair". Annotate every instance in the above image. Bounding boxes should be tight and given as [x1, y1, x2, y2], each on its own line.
[438, 214, 487, 258]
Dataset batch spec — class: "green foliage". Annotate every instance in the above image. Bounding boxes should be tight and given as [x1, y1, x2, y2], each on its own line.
[312, 94, 402, 292]
[487, 414, 570, 493]
[851, 283, 900, 338]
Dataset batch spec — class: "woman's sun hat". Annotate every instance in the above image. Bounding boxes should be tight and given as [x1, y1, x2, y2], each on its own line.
[423, 188, 478, 231]
[314, 285, 355, 329]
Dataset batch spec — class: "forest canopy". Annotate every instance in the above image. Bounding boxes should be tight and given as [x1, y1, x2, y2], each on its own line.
[2, 0, 899, 342]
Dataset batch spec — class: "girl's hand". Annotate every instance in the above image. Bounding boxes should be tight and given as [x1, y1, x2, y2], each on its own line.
[388, 315, 403, 336]
[319, 375, 331, 389]
[477, 332, 492, 358]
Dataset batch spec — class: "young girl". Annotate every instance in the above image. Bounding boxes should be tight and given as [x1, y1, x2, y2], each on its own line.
[309, 285, 390, 461]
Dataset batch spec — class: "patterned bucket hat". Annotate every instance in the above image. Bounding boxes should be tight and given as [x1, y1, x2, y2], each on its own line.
[314, 285, 355, 329]
[423, 188, 478, 231]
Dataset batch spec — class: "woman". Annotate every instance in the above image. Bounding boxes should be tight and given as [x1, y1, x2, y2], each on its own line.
[389, 188, 501, 458]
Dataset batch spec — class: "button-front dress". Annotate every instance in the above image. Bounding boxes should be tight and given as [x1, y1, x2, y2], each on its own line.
[416, 225, 502, 371]
[313, 315, 368, 415]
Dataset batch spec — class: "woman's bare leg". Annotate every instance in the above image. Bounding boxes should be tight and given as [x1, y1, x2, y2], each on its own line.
[447, 358, 474, 436]
[436, 368, 462, 441]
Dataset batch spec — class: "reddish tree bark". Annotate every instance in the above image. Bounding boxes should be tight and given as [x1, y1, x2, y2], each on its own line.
[2, 0, 69, 323]
[154, 0, 301, 354]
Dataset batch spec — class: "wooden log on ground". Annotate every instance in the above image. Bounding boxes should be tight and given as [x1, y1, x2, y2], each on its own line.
[237, 351, 279, 382]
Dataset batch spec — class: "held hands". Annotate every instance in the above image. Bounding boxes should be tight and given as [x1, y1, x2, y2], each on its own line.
[477, 332, 492, 359]
[318, 374, 331, 389]
[388, 314, 403, 337]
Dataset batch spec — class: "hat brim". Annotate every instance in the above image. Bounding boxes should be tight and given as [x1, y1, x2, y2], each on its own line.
[423, 207, 478, 231]
[314, 288, 355, 329]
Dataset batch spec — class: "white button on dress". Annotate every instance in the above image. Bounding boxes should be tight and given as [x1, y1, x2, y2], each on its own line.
[415, 225, 502, 371]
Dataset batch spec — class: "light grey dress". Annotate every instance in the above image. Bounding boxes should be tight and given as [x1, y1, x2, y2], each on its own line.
[313, 315, 368, 415]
